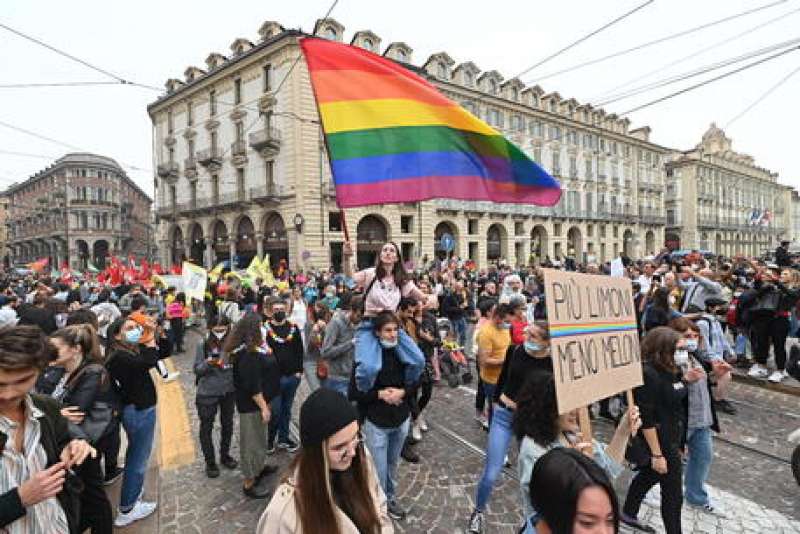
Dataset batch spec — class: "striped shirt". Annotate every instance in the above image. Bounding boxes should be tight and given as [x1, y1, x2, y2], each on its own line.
[0, 395, 69, 534]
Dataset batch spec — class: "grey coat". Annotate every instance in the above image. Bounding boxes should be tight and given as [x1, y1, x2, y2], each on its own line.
[193, 340, 235, 400]
[320, 311, 356, 380]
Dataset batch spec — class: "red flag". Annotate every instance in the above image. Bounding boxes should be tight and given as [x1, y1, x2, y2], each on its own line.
[170, 264, 182, 275]
[153, 262, 164, 275]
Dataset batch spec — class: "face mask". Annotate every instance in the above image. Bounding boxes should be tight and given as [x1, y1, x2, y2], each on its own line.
[273, 311, 286, 322]
[674, 349, 689, 367]
[524, 341, 544, 353]
[125, 327, 143, 345]
[326, 292, 335, 298]
[685, 339, 698, 352]
[212, 331, 226, 340]
[500, 322, 512, 330]
[380, 338, 398, 349]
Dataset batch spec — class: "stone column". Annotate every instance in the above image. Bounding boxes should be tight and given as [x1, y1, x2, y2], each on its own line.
[205, 241, 214, 269]
[256, 232, 264, 261]
[229, 239, 237, 270]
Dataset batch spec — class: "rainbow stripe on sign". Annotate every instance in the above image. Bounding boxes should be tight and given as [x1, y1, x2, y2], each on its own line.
[550, 322, 638, 338]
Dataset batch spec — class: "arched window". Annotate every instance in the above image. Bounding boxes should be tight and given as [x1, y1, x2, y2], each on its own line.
[324, 27, 337, 40]
[396, 49, 407, 62]
[437, 62, 448, 79]
[363, 38, 373, 51]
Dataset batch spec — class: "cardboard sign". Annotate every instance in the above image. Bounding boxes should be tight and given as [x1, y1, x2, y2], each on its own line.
[542, 269, 643, 414]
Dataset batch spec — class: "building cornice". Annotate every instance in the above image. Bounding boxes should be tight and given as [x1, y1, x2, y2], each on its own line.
[146, 29, 304, 116]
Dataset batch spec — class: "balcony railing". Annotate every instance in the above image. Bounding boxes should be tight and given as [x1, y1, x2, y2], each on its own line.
[156, 162, 179, 178]
[184, 157, 197, 172]
[231, 140, 247, 157]
[197, 147, 222, 167]
[249, 127, 282, 153]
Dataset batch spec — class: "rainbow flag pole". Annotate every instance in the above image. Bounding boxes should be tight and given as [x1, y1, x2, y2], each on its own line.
[300, 37, 561, 236]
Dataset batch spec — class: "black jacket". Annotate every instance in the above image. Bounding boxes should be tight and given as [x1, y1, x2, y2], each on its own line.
[0, 394, 81, 532]
[635, 362, 687, 453]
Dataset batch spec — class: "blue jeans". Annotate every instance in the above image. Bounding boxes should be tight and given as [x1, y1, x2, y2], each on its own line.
[474, 405, 515, 511]
[362, 417, 410, 501]
[120, 405, 156, 510]
[684, 426, 713, 506]
[324, 377, 350, 397]
[269, 374, 301, 443]
[452, 317, 467, 347]
[354, 319, 424, 392]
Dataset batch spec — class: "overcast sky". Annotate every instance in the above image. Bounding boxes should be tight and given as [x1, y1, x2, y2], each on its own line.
[2, 0, 799, 198]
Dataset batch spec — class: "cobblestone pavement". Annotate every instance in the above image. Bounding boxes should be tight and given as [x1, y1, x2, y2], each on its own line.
[151, 331, 800, 533]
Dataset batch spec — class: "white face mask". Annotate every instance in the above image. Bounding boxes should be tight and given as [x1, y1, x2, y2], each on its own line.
[674, 349, 689, 367]
[685, 339, 698, 352]
[212, 331, 226, 340]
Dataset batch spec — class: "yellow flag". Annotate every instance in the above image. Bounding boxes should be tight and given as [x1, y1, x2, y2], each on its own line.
[208, 262, 225, 284]
[246, 256, 263, 280]
[260, 254, 276, 287]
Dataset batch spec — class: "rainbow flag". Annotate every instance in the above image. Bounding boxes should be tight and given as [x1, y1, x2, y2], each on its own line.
[300, 37, 562, 208]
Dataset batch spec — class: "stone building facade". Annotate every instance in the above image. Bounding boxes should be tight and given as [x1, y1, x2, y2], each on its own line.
[4, 153, 153, 270]
[148, 18, 669, 271]
[665, 124, 792, 257]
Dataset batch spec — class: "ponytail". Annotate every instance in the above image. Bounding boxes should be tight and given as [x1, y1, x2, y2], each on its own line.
[51, 324, 103, 363]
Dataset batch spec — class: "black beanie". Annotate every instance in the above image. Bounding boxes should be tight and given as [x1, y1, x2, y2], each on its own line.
[300, 388, 358, 447]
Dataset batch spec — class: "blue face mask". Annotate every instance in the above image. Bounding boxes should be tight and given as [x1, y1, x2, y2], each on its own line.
[500, 322, 512, 330]
[524, 341, 544, 353]
[380, 338, 398, 349]
[124, 327, 143, 345]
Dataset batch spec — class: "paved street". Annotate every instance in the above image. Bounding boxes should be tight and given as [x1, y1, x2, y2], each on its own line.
[121, 330, 800, 533]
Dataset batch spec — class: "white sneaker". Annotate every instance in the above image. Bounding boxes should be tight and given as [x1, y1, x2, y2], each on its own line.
[748, 364, 769, 379]
[768, 370, 785, 383]
[162, 371, 180, 383]
[114, 500, 157, 527]
[688, 502, 727, 518]
[411, 422, 422, 443]
[418, 415, 429, 432]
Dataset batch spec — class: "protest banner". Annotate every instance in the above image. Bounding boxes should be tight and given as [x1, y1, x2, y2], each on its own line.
[182, 262, 207, 302]
[542, 269, 642, 415]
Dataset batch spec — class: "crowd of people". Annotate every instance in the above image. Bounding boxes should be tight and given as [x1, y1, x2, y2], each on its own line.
[0, 237, 797, 533]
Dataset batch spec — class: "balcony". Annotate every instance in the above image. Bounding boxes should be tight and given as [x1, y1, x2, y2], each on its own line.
[584, 173, 595, 183]
[231, 140, 247, 156]
[156, 162, 179, 180]
[184, 157, 197, 179]
[249, 127, 282, 155]
[197, 147, 223, 168]
[249, 183, 286, 203]
[231, 140, 248, 165]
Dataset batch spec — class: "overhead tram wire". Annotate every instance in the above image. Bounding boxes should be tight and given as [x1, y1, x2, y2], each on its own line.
[724, 61, 800, 128]
[212, 0, 339, 164]
[0, 81, 127, 89]
[619, 44, 800, 116]
[594, 36, 800, 106]
[524, 0, 791, 84]
[0, 119, 152, 174]
[513, 0, 655, 79]
[590, 5, 800, 101]
[0, 22, 163, 91]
